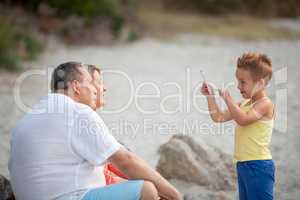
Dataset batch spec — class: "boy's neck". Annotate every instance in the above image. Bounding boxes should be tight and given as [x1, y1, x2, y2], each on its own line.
[250, 90, 267, 103]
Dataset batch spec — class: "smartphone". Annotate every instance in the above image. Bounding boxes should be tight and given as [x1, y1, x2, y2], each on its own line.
[200, 70, 206, 83]
[200, 70, 218, 94]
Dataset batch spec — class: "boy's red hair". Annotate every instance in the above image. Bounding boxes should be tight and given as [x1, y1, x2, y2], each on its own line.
[237, 53, 272, 83]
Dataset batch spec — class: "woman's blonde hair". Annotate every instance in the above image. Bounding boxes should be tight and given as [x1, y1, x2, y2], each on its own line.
[87, 64, 101, 76]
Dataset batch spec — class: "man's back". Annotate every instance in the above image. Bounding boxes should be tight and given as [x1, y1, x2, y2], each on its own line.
[8, 61, 182, 200]
[9, 94, 111, 200]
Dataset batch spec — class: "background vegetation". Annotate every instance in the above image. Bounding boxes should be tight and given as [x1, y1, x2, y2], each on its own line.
[0, 0, 299, 70]
[0, 16, 43, 71]
[161, 0, 300, 17]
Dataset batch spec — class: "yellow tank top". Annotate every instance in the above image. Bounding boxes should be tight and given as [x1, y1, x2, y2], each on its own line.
[234, 99, 273, 162]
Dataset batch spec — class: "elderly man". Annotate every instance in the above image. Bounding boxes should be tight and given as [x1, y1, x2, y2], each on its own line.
[9, 62, 182, 200]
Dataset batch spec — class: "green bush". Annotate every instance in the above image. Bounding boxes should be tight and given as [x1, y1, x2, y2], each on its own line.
[127, 28, 139, 42]
[16, 32, 44, 60]
[0, 19, 20, 70]
[45, 0, 121, 19]
[24, 0, 129, 35]
[0, 17, 43, 71]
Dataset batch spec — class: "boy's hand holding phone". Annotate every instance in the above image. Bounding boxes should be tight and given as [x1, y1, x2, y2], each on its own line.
[200, 70, 215, 96]
[201, 83, 214, 96]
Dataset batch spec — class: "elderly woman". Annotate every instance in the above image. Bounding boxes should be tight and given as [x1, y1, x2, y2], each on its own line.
[87, 64, 128, 185]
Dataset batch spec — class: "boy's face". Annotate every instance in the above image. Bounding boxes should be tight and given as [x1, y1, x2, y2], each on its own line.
[235, 68, 261, 99]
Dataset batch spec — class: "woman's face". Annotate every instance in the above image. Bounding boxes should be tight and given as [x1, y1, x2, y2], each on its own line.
[91, 70, 106, 109]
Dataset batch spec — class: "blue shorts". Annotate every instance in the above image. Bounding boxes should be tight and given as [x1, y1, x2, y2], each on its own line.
[237, 160, 275, 200]
[81, 180, 144, 200]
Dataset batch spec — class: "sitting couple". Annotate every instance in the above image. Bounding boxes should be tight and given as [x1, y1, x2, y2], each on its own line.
[9, 62, 182, 200]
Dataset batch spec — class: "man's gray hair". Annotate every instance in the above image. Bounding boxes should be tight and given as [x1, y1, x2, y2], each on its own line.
[51, 62, 87, 92]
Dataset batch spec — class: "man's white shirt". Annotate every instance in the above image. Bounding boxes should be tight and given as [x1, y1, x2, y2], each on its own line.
[9, 93, 122, 200]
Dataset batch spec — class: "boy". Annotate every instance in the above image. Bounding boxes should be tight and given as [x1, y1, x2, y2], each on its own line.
[201, 53, 275, 200]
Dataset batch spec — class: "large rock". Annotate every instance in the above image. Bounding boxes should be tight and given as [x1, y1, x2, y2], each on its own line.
[0, 175, 15, 200]
[157, 135, 236, 191]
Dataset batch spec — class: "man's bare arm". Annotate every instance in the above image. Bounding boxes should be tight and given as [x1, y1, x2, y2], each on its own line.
[109, 148, 182, 200]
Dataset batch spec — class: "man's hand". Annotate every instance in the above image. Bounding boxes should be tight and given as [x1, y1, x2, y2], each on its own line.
[159, 187, 183, 200]
[109, 149, 183, 200]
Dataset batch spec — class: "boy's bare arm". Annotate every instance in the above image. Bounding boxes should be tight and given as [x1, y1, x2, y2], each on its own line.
[206, 96, 232, 123]
[221, 90, 271, 126]
[201, 83, 232, 123]
[109, 148, 182, 200]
